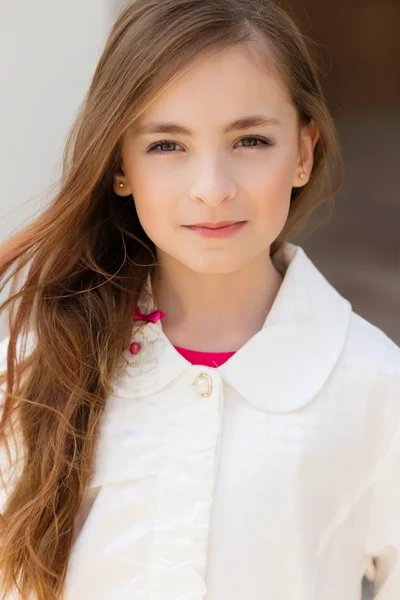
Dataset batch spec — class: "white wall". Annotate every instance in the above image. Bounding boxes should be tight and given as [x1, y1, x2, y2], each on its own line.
[0, 1, 119, 340]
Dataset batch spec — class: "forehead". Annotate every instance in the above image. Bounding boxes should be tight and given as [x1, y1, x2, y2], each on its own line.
[132, 43, 297, 134]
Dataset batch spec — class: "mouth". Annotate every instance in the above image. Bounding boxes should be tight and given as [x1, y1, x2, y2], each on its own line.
[182, 220, 247, 238]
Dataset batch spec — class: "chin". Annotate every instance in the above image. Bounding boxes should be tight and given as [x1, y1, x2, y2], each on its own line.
[181, 254, 247, 275]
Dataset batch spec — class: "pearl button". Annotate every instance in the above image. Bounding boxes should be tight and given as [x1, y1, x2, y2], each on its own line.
[193, 373, 213, 397]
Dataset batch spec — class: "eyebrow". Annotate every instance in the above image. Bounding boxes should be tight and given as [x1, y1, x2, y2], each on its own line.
[133, 114, 281, 136]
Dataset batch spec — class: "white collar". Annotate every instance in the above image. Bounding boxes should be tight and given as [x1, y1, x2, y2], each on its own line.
[111, 243, 352, 414]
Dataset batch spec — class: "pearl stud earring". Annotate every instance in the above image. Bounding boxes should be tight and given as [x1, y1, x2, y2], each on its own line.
[299, 172, 305, 180]
[119, 182, 125, 188]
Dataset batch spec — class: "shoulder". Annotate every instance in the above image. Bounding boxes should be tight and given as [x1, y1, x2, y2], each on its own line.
[0, 333, 34, 500]
[0, 330, 37, 410]
[346, 310, 400, 381]
[342, 310, 400, 445]
[0, 330, 37, 373]
[0, 335, 9, 373]
[0, 336, 10, 400]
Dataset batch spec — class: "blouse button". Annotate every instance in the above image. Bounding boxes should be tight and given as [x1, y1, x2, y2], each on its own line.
[193, 373, 213, 397]
[129, 342, 141, 355]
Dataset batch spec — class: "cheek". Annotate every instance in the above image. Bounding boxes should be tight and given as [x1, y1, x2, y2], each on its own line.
[253, 159, 294, 214]
[134, 194, 168, 239]
[132, 185, 178, 249]
[249, 143, 297, 191]
[256, 195, 291, 241]
[250, 166, 293, 241]
[127, 160, 175, 236]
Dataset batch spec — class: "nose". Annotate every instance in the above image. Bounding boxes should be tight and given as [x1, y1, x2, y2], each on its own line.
[189, 162, 237, 207]
[192, 192, 236, 207]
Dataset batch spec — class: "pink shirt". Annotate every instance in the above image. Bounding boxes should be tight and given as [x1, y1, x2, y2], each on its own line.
[174, 346, 236, 367]
[133, 306, 236, 367]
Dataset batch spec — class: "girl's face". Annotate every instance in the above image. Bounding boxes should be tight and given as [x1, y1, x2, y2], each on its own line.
[114, 43, 319, 274]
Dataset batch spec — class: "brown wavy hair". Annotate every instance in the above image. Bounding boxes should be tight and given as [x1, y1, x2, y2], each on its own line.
[0, 0, 342, 598]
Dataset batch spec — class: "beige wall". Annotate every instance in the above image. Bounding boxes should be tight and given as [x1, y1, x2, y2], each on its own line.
[0, 1, 117, 340]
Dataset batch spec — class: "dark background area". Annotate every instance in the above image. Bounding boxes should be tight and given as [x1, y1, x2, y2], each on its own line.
[280, 0, 399, 353]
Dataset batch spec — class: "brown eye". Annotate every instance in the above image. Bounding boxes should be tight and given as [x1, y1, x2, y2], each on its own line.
[237, 136, 272, 148]
[146, 135, 273, 154]
[148, 140, 179, 153]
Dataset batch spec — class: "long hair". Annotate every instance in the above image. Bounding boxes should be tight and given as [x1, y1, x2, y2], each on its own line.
[0, 1, 342, 598]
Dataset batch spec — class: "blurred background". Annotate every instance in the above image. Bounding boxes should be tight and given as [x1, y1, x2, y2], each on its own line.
[282, 0, 400, 358]
[0, 1, 399, 595]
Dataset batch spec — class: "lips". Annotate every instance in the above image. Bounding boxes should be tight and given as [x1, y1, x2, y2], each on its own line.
[185, 221, 244, 229]
[182, 221, 247, 238]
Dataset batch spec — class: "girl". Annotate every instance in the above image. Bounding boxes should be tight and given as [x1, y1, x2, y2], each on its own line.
[0, 0, 399, 599]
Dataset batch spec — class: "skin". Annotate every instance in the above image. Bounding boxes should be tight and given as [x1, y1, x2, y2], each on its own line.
[113, 42, 320, 351]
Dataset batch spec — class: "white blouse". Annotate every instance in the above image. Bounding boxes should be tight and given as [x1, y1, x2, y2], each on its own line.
[1, 242, 400, 600]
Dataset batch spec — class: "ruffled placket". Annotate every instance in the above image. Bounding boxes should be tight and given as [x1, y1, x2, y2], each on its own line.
[65, 292, 225, 600]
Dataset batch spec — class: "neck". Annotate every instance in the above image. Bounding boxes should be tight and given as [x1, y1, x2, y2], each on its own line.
[151, 248, 283, 352]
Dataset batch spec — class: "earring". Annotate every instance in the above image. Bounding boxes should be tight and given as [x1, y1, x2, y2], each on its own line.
[119, 182, 125, 188]
[299, 172, 305, 180]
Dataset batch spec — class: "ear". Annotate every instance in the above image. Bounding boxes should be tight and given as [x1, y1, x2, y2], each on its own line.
[292, 119, 321, 188]
[112, 167, 133, 197]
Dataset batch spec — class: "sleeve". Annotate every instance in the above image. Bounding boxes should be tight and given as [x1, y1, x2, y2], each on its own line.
[1, 333, 99, 545]
[363, 419, 400, 599]
[0, 335, 11, 509]
[0, 334, 9, 379]
[0, 334, 29, 510]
